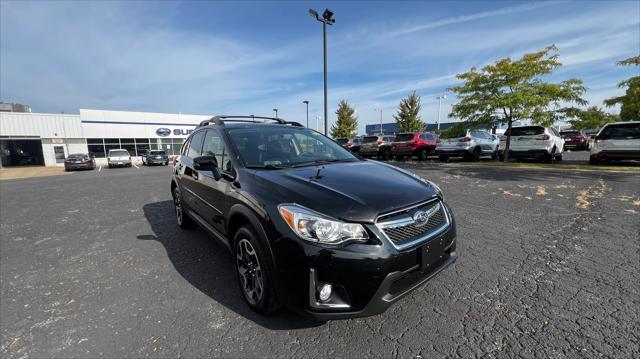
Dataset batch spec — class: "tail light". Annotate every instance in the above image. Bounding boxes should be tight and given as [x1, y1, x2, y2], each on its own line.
[535, 134, 550, 140]
[594, 136, 606, 143]
[376, 140, 383, 145]
[459, 137, 471, 142]
[85, 160, 92, 164]
[347, 143, 352, 147]
[64, 160, 69, 164]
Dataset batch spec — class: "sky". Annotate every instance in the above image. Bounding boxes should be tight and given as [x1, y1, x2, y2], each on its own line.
[1, 0, 638, 134]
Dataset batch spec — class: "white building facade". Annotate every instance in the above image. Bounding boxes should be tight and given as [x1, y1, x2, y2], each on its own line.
[0, 109, 211, 167]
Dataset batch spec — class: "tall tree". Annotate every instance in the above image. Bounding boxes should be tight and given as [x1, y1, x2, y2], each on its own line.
[604, 55, 640, 121]
[394, 91, 424, 132]
[330, 100, 358, 138]
[569, 106, 619, 131]
[449, 45, 586, 161]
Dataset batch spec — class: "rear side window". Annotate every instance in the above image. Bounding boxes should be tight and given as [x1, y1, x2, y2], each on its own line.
[363, 136, 378, 143]
[187, 131, 205, 158]
[352, 138, 362, 145]
[336, 138, 349, 145]
[505, 126, 545, 136]
[601, 123, 640, 139]
[395, 133, 414, 141]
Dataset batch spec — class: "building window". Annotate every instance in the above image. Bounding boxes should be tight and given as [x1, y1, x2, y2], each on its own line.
[88, 145, 106, 158]
[87, 138, 104, 144]
[104, 138, 120, 145]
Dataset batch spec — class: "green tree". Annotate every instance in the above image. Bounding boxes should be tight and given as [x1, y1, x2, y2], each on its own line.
[449, 45, 586, 161]
[394, 91, 424, 132]
[604, 55, 640, 121]
[569, 106, 619, 131]
[330, 100, 358, 138]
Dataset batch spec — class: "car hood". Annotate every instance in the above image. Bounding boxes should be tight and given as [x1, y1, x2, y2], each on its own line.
[250, 160, 439, 223]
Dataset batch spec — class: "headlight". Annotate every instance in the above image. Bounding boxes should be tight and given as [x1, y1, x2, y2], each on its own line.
[278, 204, 368, 245]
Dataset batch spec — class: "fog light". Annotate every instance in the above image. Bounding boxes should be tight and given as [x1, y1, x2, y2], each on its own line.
[318, 284, 332, 302]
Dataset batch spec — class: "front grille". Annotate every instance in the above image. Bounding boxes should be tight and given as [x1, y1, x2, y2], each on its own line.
[377, 200, 448, 246]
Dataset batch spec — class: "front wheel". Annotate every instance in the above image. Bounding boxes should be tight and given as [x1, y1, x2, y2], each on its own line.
[234, 226, 279, 314]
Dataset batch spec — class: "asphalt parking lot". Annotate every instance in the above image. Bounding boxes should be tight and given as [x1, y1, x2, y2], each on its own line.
[1, 163, 639, 358]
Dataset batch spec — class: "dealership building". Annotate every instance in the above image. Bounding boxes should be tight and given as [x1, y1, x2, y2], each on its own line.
[0, 109, 211, 167]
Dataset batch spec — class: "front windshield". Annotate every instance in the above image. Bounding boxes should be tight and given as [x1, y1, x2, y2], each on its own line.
[227, 127, 358, 168]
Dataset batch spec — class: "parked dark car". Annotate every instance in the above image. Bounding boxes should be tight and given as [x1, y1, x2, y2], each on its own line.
[560, 130, 589, 151]
[359, 135, 395, 160]
[64, 153, 95, 171]
[336, 137, 362, 154]
[171, 116, 457, 320]
[143, 150, 169, 166]
[391, 132, 438, 160]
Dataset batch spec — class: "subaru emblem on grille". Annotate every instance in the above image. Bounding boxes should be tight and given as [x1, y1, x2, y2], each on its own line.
[412, 203, 441, 227]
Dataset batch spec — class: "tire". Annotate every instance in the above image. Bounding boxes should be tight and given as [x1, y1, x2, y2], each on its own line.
[555, 154, 563, 161]
[438, 155, 449, 162]
[164, 162, 168, 166]
[544, 148, 556, 164]
[417, 148, 427, 161]
[472, 147, 481, 162]
[172, 186, 195, 229]
[491, 151, 498, 160]
[381, 148, 392, 161]
[234, 225, 279, 314]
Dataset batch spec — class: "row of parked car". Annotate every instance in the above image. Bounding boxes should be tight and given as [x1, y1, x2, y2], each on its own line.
[63, 149, 170, 171]
[337, 121, 640, 165]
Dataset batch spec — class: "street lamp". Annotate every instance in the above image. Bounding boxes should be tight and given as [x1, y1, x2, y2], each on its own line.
[436, 95, 447, 131]
[302, 100, 309, 127]
[374, 108, 383, 134]
[273, 108, 278, 118]
[309, 8, 335, 136]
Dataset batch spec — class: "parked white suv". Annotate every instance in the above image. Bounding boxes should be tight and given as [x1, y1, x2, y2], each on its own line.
[499, 125, 564, 163]
[107, 149, 132, 168]
[589, 121, 640, 164]
[435, 129, 498, 162]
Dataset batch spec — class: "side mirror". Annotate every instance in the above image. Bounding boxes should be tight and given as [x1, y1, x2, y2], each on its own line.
[193, 155, 221, 180]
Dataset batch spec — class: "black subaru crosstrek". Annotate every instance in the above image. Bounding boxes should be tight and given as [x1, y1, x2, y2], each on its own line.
[170, 116, 457, 320]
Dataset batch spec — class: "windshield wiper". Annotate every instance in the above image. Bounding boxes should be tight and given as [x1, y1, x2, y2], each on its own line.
[290, 158, 355, 168]
[245, 164, 288, 170]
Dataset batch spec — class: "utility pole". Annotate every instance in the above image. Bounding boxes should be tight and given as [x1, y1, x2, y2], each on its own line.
[436, 95, 447, 131]
[303, 100, 309, 127]
[309, 8, 335, 136]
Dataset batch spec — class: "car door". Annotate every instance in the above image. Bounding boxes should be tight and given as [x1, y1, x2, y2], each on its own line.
[196, 129, 234, 234]
[177, 130, 206, 215]
[550, 128, 564, 153]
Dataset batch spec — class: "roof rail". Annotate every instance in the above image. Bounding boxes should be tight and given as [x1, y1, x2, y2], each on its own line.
[198, 115, 304, 128]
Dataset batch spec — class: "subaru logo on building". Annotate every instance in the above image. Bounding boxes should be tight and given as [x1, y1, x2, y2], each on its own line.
[412, 203, 440, 227]
[156, 128, 171, 137]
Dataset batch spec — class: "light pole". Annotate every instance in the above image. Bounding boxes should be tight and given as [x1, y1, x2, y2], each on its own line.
[309, 8, 335, 136]
[303, 100, 309, 127]
[273, 108, 278, 118]
[374, 108, 383, 134]
[436, 95, 447, 131]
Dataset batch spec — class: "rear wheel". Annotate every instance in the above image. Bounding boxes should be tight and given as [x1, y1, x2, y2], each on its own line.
[417, 148, 427, 161]
[544, 147, 556, 164]
[234, 226, 279, 314]
[381, 148, 392, 161]
[173, 186, 195, 229]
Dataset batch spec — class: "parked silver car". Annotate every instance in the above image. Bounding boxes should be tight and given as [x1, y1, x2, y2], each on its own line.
[499, 126, 564, 163]
[589, 121, 640, 164]
[435, 130, 498, 162]
[359, 135, 396, 160]
[107, 149, 132, 168]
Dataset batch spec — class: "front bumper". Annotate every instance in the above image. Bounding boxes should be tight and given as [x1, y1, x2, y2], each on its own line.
[270, 203, 457, 320]
[435, 147, 471, 156]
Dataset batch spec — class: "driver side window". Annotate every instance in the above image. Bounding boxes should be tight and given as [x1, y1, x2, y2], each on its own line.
[202, 130, 232, 173]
